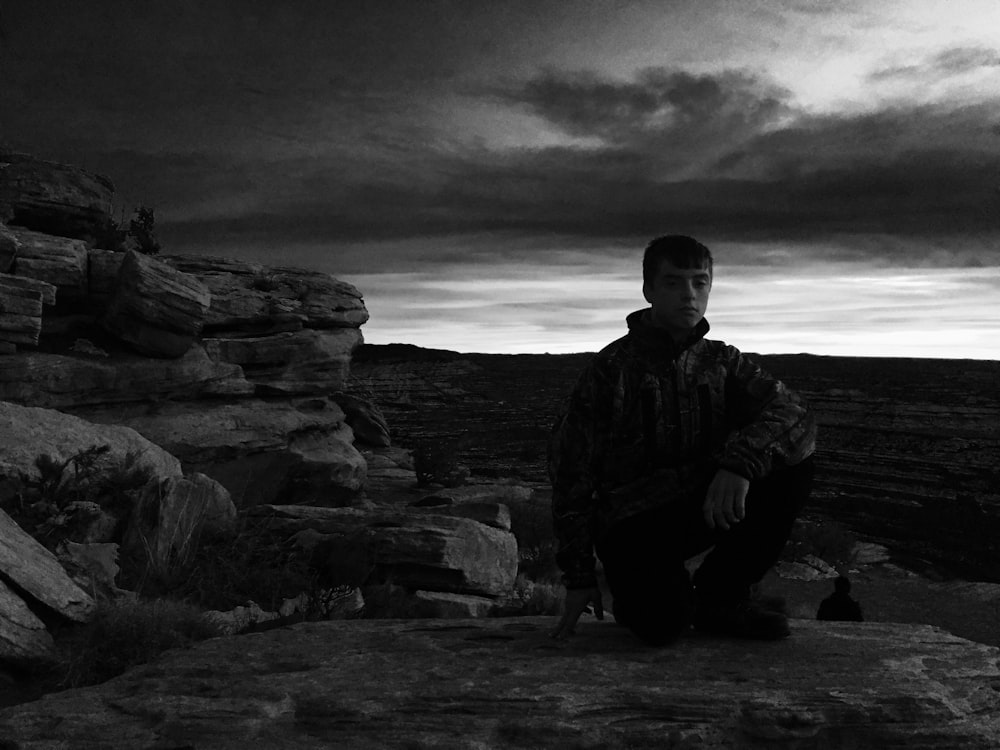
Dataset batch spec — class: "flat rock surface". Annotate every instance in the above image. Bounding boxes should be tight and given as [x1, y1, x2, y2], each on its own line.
[2, 617, 999, 749]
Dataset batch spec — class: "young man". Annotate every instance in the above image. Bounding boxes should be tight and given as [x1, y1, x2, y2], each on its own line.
[549, 235, 816, 645]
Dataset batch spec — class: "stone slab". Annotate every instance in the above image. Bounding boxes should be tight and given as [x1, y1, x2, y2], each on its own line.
[0, 618, 998, 748]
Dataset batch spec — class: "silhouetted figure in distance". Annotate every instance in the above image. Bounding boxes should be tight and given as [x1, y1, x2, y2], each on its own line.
[817, 575, 863, 622]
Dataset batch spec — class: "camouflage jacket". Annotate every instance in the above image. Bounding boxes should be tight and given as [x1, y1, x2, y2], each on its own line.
[549, 310, 817, 589]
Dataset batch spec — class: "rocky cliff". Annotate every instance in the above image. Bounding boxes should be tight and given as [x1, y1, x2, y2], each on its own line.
[0, 154, 522, 677]
[1, 152, 371, 507]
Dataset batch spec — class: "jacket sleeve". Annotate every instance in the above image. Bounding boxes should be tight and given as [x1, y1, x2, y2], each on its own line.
[718, 348, 817, 480]
[548, 362, 605, 589]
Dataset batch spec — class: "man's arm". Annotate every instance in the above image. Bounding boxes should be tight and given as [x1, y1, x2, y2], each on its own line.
[718, 347, 817, 481]
[548, 363, 607, 637]
[549, 364, 602, 590]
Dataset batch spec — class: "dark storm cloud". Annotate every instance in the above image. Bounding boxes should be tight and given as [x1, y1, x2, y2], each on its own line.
[4, 0, 999, 270]
[499, 67, 794, 174]
[220, 66, 996, 265]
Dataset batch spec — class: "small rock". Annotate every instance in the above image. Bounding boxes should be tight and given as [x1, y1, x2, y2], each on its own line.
[69, 338, 108, 358]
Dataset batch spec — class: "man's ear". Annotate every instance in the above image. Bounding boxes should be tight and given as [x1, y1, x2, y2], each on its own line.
[642, 282, 653, 304]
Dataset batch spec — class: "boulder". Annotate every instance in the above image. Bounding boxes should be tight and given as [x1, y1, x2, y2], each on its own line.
[0, 272, 56, 306]
[413, 501, 512, 531]
[0, 153, 114, 241]
[102, 250, 211, 358]
[90, 398, 366, 507]
[0, 402, 183, 490]
[1, 618, 998, 748]
[0, 224, 18, 272]
[332, 391, 391, 447]
[417, 483, 535, 506]
[86, 248, 125, 306]
[57, 541, 132, 603]
[0, 274, 46, 348]
[0, 507, 96, 624]
[361, 584, 496, 618]
[121, 473, 236, 578]
[0, 345, 252, 408]
[257, 504, 518, 598]
[0, 579, 55, 667]
[163, 254, 369, 332]
[204, 328, 362, 394]
[7, 227, 88, 299]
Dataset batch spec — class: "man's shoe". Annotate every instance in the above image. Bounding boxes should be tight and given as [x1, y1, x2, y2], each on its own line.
[694, 598, 791, 640]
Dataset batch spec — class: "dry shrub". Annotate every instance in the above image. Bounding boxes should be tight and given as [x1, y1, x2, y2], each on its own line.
[54, 598, 220, 689]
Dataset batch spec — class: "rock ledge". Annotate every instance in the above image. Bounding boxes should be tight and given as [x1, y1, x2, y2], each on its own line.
[1, 618, 998, 748]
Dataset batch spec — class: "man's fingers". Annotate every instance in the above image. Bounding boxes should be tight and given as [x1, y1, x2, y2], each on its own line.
[703, 499, 716, 529]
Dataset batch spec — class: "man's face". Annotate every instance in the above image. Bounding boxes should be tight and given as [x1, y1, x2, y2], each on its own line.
[642, 260, 712, 337]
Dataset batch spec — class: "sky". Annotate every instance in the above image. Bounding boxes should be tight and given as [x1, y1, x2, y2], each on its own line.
[1, 0, 998, 358]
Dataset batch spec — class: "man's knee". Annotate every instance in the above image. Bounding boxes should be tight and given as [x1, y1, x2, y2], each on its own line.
[748, 456, 815, 517]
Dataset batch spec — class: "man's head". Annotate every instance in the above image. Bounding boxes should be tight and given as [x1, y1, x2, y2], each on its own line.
[642, 235, 713, 287]
[642, 235, 713, 340]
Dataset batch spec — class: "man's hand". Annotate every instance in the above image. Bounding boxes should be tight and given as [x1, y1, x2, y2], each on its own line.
[703, 468, 750, 531]
[550, 586, 604, 640]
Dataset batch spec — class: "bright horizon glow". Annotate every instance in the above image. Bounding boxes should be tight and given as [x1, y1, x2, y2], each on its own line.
[345, 260, 1000, 360]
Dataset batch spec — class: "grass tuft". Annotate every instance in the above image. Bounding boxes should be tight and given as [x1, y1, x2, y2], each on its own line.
[53, 598, 221, 690]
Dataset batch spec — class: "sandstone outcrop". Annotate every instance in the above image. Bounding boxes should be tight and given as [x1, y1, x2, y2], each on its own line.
[0, 508, 96, 624]
[101, 250, 211, 358]
[204, 327, 361, 394]
[0, 345, 253, 408]
[254, 503, 518, 600]
[0, 401, 183, 487]
[2, 618, 998, 748]
[0, 273, 54, 349]
[164, 254, 369, 332]
[1, 218, 370, 509]
[77, 398, 367, 507]
[0, 152, 114, 241]
[7, 227, 89, 300]
[121, 473, 237, 577]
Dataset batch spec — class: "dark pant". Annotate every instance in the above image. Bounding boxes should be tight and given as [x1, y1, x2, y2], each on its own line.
[595, 457, 815, 645]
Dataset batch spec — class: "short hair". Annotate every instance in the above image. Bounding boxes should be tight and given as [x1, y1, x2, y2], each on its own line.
[643, 235, 713, 286]
[834, 575, 851, 594]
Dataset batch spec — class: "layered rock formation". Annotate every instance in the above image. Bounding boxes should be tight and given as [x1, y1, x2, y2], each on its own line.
[0, 154, 525, 680]
[0, 153, 372, 507]
[0, 154, 383, 672]
[2, 617, 999, 748]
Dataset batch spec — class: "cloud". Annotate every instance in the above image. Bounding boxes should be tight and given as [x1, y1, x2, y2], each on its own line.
[497, 67, 794, 175]
[153, 65, 996, 265]
[870, 45, 1000, 82]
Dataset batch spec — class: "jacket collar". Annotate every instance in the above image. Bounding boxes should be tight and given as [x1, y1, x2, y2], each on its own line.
[625, 308, 710, 355]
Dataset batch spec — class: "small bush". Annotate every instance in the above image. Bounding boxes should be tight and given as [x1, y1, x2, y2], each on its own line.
[509, 574, 563, 616]
[783, 517, 858, 566]
[55, 598, 220, 689]
[5, 446, 153, 550]
[412, 436, 468, 487]
[128, 205, 160, 255]
[128, 513, 317, 612]
[94, 205, 161, 255]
